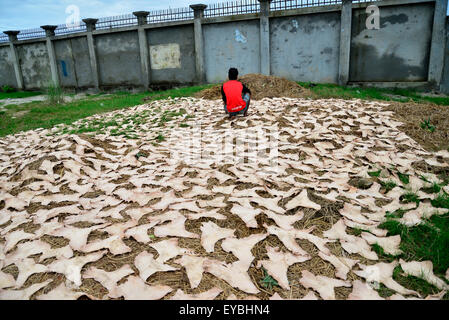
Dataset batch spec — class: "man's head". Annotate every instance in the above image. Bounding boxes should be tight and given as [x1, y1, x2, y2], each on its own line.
[228, 68, 238, 80]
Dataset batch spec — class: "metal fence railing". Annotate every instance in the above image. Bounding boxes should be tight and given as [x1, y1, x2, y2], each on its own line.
[147, 7, 194, 24]
[96, 14, 138, 30]
[204, 0, 260, 18]
[54, 22, 87, 36]
[16, 28, 46, 41]
[271, 0, 341, 11]
[0, 0, 382, 43]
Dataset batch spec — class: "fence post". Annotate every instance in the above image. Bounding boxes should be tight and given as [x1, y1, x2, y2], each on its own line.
[258, 0, 272, 76]
[133, 11, 151, 91]
[338, 0, 352, 86]
[41, 25, 59, 87]
[3, 30, 24, 90]
[428, 0, 448, 89]
[190, 4, 207, 84]
[83, 18, 100, 91]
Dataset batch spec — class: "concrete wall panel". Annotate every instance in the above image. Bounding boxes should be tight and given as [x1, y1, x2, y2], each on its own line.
[95, 31, 142, 87]
[270, 12, 341, 83]
[440, 19, 449, 94]
[54, 39, 77, 88]
[17, 42, 51, 90]
[69, 37, 94, 88]
[349, 2, 434, 82]
[147, 25, 196, 84]
[203, 20, 260, 83]
[0, 46, 17, 87]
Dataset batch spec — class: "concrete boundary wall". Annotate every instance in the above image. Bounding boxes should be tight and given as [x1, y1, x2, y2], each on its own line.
[0, 0, 447, 92]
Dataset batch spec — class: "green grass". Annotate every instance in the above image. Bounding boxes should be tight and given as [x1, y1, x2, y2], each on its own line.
[0, 91, 42, 100]
[420, 118, 436, 133]
[260, 268, 279, 290]
[385, 208, 407, 219]
[379, 213, 449, 275]
[380, 180, 397, 193]
[374, 214, 449, 298]
[397, 172, 410, 185]
[431, 193, 449, 209]
[422, 182, 443, 194]
[155, 133, 165, 142]
[45, 81, 64, 105]
[371, 243, 398, 262]
[391, 265, 442, 298]
[368, 170, 382, 177]
[0, 85, 211, 137]
[401, 191, 420, 206]
[298, 82, 449, 105]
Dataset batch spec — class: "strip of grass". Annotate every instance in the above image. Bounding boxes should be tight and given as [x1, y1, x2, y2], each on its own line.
[298, 82, 449, 106]
[379, 213, 449, 275]
[376, 212, 449, 298]
[0, 85, 211, 137]
[0, 91, 42, 100]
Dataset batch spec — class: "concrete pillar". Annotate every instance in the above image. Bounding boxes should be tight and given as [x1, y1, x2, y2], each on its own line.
[83, 18, 100, 90]
[428, 0, 448, 88]
[338, 0, 352, 86]
[41, 25, 59, 86]
[190, 4, 207, 84]
[258, 0, 272, 75]
[3, 30, 24, 90]
[133, 11, 151, 90]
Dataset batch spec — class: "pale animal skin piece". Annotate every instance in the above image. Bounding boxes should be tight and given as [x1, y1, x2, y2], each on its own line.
[323, 219, 378, 260]
[0, 270, 16, 289]
[0, 280, 52, 300]
[200, 221, 235, 253]
[149, 238, 192, 262]
[264, 224, 310, 257]
[50, 223, 110, 251]
[399, 259, 449, 291]
[153, 216, 199, 239]
[221, 233, 268, 268]
[285, 189, 321, 211]
[4, 230, 35, 252]
[264, 210, 304, 230]
[361, 232, 402, 256]
[124, 224, 154, 243]
[300, 291, 319, 300]
[174, 255, 208, 289]
[257, 246, 310, 290]
[134, 251, 177, 281]
[170, 288, 223, 300]
[354, 262, 420, 297]
[318, 252, 358, 280]
[230, 204, 261, 228]
[203, 259, 259, 294]
[299, 270, 351, 300]
[83, 265, 135, 299]
[115, 276, 172, 300]
[81, 235, 132, 255]
[227, 293, 260, 300]
[48, 251, 106, 287]
[14, 258, 49, 288]
[347, 280, 384, 300]
[294, 227, 334, 255]
[36, 282, 86, 300]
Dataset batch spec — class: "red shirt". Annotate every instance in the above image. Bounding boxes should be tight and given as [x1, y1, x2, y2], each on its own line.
[222, 80, 247, 113]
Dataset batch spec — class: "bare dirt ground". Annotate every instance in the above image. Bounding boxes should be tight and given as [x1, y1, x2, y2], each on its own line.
[0, 96, 449, 300]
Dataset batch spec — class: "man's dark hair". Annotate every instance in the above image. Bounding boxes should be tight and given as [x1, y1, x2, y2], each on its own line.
[228, 68, 238, 80]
